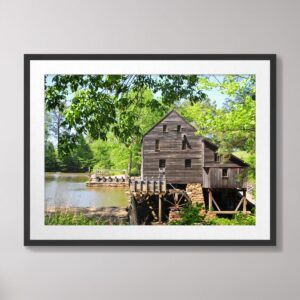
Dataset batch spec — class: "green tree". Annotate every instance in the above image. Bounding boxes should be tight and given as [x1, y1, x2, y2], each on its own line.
[45, 75, 207, 151]
[58, 136, 93, 172]
[45, 141, 58, 171]
[180, 75, 256, 180]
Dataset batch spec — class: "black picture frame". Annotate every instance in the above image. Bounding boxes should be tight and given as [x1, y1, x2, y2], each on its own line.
[24, 54, 276, 246]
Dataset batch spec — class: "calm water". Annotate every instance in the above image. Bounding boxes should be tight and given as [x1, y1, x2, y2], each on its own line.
[45, 173, 128, 208]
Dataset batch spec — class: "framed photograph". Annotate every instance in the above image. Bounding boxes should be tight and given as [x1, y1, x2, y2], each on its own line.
[24, 54, 276, 246]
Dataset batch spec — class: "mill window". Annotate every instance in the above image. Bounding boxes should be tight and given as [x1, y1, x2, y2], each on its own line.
[159, 159, 166, 168]
[214, 152, 220, 162]
[182, 135, 191, 150]
[155, 139, 160, 151]
[222, 168, 228, 177]
[177, 125, 181, 132]
[185, 159, 191, 168]
[163, 124, 167, 132]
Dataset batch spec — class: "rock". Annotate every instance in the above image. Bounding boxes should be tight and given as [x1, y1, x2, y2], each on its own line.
[185, 183, 205, 206]
[169, 208, 181, 222]
[205, 211, 217, 222]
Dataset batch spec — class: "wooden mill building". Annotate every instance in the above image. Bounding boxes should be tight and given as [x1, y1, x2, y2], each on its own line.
[141, 109, 248, 189]
[128, 109, 251, 224]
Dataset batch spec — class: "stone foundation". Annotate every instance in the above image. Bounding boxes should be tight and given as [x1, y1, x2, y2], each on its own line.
[186, 183, 205, 206]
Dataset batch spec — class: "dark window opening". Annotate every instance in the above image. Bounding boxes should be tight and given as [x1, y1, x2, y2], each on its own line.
[155, 139, 160, 151]
[177, 125, 181, 132]
[182, 135, 191, 150]
[185, 159, 191, 168]
[214, 152, 220, 162]
[163, 124, 167, 132]
[159, 159, 166, 168]
[222, 168, 228, 177]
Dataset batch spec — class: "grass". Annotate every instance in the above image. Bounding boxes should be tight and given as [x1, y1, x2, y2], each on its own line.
[168, 204, 256, 226]
[45, 213, 111, 225]
[46, 207, 255, 226]
[208, 213, 256, 225]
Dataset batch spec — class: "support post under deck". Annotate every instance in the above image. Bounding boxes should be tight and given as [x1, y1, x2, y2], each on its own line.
[158, 195, 162, 224]
[242, 189, 247, 213]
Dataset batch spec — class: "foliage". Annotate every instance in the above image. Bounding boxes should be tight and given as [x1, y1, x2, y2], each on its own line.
[208, 213, 256, 226]
[45, 75, 207, 149]
[58, 136, 93, 172]
[169, 204, 256, 226]
[45, 141, 58, 171]
[89, 133, 132, 172]
[234, 151, 256, 185]
[169, 204, 205, 225]
[45, 213, 110, 225]
[180, 75, 256, 180]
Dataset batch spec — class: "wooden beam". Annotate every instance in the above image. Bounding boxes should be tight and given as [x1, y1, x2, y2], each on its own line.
[242, 189, 247, 213]
[174, 192, 178, 205]
[208, 189, 212, 211]
[211, 196, 221, 211]
[215, 211, 251, 215]
[235, 197, 244, 211]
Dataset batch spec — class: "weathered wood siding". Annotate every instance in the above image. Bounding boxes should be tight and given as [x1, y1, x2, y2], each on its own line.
[142, 111, 203, 184]
[204, 142, 216, 163]
[203, 167, 247, 189]
[203, 140, 247, 188]
[142, 110, 247, 187]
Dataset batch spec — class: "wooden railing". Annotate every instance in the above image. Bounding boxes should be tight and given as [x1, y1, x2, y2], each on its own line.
[87, 173, 128, 186]
[129, 178, 167, 194]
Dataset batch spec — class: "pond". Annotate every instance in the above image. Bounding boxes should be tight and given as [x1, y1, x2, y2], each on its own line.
[45, 173, 128, 209]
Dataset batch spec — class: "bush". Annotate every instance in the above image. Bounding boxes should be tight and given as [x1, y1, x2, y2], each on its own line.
[168, 204, 256, 226]
[208, 213, 256, 226]
[169, 204, 205, 225]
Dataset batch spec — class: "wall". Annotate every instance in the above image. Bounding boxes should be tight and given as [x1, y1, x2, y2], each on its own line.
[0, 0, 298, 299]
[142, 110, 203, 183]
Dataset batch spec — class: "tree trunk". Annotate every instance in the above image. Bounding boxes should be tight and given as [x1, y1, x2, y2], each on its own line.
[128, 150, 132, 175]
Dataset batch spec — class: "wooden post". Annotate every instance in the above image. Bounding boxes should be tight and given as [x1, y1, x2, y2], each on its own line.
[129, 196, 138, 225]
[134, 180, 137, 192]
[242, 189, 247, 213]
[208, 189, 213, 211]
[158, 195, 162, 224]
[145, 177, 148, 193]
[151, 177, 155, 193]
[174, 192, 178, 206]
[162, 178, 166, 193]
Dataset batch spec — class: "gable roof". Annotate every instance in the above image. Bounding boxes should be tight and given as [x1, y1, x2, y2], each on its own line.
[203, 138, 249, 167]
[141, 109, 197, 141]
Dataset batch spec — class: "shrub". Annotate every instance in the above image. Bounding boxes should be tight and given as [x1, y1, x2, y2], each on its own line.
[169, 204, 205, 225]
[168, 204, 256, 226]
[208, 213, 256, 226]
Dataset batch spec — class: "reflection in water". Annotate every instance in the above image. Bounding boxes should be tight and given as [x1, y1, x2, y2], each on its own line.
[45, 173, 128, 208]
